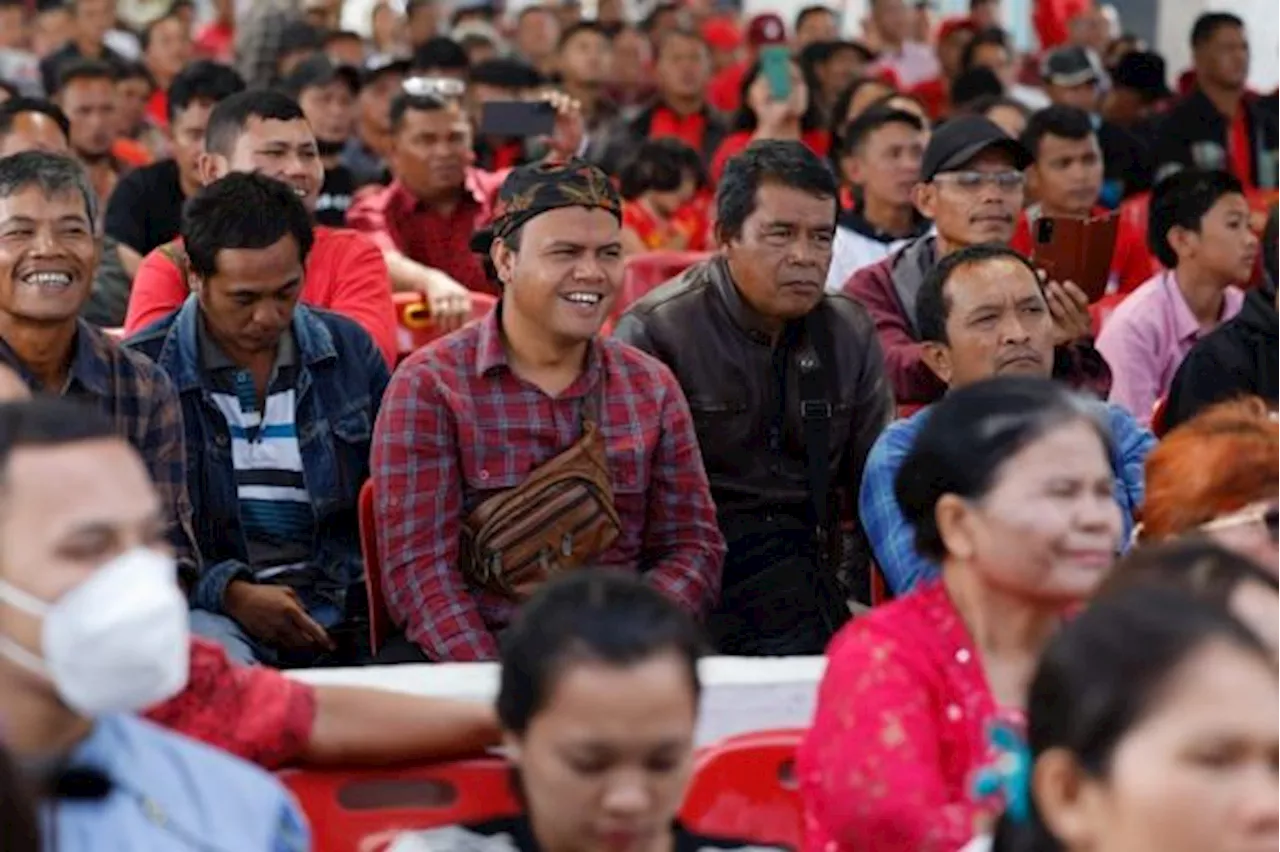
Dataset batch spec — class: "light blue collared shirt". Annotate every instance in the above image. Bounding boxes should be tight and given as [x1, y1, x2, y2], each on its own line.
[39, 714, 308, 852]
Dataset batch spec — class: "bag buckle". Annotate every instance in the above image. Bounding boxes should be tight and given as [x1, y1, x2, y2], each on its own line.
[801, 400, 832, 419]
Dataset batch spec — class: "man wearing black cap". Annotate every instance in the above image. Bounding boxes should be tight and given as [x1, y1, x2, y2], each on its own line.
[341, 53, 410, 188]
[615, 140, 891, 655]
[282, 54, 360, 228]
[1041, 44, 1152, 203]
[370, 160, 725, 663]
[843, 115, 1097, 406]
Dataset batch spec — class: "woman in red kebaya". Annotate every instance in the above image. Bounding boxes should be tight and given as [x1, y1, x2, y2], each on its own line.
[798, 377, 1124, 852]
[710, 58, 831, 183]
[619, 138, 709, 254]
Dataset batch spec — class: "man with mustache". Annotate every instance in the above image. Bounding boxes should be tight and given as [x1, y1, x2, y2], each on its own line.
[858, 243, 1155, 593]
[615, 141, 893, 655]
[843, 115, 1098, 407]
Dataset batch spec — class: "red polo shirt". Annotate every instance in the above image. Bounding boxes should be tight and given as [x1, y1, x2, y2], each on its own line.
[649, 106, 709, 154]
[123, 227, 399, 365]
[708, 61, 748, 114]
[346, 169, 506, 298]
[1227, 107, 1254, 188]
[1010, 204, 1157, 297]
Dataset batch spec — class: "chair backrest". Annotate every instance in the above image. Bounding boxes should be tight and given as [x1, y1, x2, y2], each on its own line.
[679, 729, 805, 849]
[281, 758, 520, 852]
[394, 292, 498, 358]
[1151, 395, 1170, 438]
[357, 480, 391, 655]
[614, 251, 712, 319]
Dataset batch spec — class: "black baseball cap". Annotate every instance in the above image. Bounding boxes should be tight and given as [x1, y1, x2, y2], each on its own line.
[1041, 45, 1103, 87]
[921, 115, 1032, 181]
[1112, 51, 1173, 101]
[281, 54, 360, 98]
[362, 52, 412, 85]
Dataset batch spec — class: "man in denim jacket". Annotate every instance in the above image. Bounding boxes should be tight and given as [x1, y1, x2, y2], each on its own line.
[127, 171, 389, 667]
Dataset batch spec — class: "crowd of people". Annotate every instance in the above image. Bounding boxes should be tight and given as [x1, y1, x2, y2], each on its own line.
[0, 0, 1275, 849]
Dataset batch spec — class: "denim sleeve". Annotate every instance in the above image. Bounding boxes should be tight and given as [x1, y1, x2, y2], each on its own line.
[1106, 404, 1158, 547]
[858, 421, 938, 595]
[193, 558, 254, 615]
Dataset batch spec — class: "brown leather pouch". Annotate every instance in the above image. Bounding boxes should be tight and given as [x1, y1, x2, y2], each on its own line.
[1030, 211, 1120, 303]
[459, 385, 622, 600]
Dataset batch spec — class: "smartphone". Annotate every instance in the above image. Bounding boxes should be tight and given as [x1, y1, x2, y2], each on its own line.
[1031, 212, 1119, 303]
[479, 100, 556, 138]
[759, 45, 793, 102]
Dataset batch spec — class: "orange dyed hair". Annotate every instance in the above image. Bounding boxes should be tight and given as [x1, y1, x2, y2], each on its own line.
[1140, 397, 1279, 541]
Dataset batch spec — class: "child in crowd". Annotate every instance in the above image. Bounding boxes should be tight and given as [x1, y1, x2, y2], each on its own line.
[619, 137, 710, 254]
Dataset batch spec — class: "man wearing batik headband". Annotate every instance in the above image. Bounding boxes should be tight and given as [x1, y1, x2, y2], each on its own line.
[370, 160, 726, 663]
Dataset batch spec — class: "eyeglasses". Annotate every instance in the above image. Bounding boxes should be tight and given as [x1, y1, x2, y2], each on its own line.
[1199, 502, 1280, 542]
[402, 76, 467, 99]
[933, 170, 1026, 192]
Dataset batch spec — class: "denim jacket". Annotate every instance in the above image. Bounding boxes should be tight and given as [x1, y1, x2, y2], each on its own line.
[126, 297, 390, 616]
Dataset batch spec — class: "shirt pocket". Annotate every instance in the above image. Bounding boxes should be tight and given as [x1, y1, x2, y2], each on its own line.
[686, 396, 752, 472]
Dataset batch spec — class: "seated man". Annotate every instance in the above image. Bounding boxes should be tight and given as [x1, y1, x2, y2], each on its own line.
[1009, 105, 1155, 295]
[371, 160, 726, 663]
[844, 115, 1099, 407]
[127, 172, 389, 668]
[0, 397, 306, 851]
[615, 141, 893, 655]
[0, 151, 198, 579]
[860, 244, 1156, 594]
[122, 89, 398, 365]
[1097, 169, 1257, 425]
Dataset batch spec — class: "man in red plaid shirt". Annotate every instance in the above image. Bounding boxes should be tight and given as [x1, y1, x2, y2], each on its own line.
[371, 159, 726, 663]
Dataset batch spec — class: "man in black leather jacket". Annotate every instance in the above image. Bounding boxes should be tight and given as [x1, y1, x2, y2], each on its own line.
[614, 140, 893, 655]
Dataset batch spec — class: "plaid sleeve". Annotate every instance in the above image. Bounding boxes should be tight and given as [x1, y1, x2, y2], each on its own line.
[641, 364, 725, 617]
[371, 361, 500, 661]
[137, 363, 202, 583]
[858, 419, 937, 595]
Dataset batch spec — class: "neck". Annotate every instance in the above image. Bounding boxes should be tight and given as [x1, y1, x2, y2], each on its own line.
[500, 303, 590, 390]
[934, 232, 963, 258]
[1174, 265, 1230, 325]
[0, 316, 76, 390]
[0, 667, 92, 760]
[149, 68, 174, 90]
[1038, 198, 1091, 219]
[562, 80, 599, 116]
[1200, 78, 1245, 117]
[942, 564, 1062, 659]
[662, 93, 703, 116]
[358, 120, 388, 157]
[74, 35, 103, 56]
[863, 193, 915, 235]
[178, 168, 201, 199]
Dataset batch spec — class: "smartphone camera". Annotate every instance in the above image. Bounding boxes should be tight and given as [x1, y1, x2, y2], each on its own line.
[1036, 217, 1054, 244]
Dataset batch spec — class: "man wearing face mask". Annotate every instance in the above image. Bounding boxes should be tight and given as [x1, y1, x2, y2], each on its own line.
[0, 397, 308, 851]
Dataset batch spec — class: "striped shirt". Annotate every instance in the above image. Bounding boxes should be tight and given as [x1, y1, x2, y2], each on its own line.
[200, 326, 314, 579]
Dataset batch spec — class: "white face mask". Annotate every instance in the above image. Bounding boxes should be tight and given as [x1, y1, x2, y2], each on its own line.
[0, 548, 190, 716]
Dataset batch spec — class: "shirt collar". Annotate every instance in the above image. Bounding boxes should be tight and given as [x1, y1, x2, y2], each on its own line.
[0, 320, 114, 397]
[474, 300, 604, 388]
[390, 169, 489, 214]
[1163, 270, 1215, 344]
[197, 313, 296, 374]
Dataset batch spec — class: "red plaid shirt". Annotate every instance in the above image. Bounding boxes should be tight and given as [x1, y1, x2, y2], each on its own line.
[371, 306, 726, 661]
[143, 639, 316, 769]
[346, 170, 507, 297]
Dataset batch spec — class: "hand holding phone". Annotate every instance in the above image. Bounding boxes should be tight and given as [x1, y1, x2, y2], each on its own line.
[1030, 212, 1119, 303]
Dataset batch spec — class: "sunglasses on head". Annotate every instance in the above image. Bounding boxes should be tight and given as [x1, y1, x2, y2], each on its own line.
[1199, 502, 1280, 542]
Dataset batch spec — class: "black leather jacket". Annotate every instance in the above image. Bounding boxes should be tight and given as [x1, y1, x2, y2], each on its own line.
[613, 256, 893, 526]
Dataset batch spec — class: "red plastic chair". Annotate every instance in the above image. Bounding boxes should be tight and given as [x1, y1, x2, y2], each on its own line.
[1151, 396, 1170, 438]
[680, 729, 805, 849]
[394, 292, 497, 359]
[357, 480, 391, 655]
[614, 251, 711, 320]
[280, 758, 520, 852]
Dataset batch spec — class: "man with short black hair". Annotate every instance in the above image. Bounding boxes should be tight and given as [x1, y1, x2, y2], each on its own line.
[127, 172, 389, 667]
[53, 59, 127, 203]
[1152, 13, 1278, 189]
[0, 97, 70, 156]
[123, 89, 398, 364]
[827, 105, 930, 289]
[795, 5, 840, 48]
[962, 26, 1049, 110]
[859, 242, 1154, 592]
[513, 5, 561, 77]
[105, 60, 245, 273]
[412, 35, 471, 79]
[1011, 104, 1154, 292]
[616, 141, 891, 655]
[38, 0, 128, 96]
[282, 54, 360, 228]
[343, 53, 410, 187]
[373, 159, 725, 662]
[557, 22, 620, 159]
[1101, 50, 1173, 133]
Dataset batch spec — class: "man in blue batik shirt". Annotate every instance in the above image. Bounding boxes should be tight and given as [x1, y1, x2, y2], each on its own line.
[859, 244, 1155, 594]
[0, 398, 307, 851]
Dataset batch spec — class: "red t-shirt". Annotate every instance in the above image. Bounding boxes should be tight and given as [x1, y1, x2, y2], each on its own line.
[123, 227, 399, 366]
[622, 198, 709, 252]
[710, 129, 832, 183]
[708, 61, 748, 115]
[1010, 204, 1157, 297]
[143, 639, 316, 770]
[146, 89, 169, 130]
[1228, 108, 1254, 188]
[649, 106, 709, 154]
[908, 78, 950, 121]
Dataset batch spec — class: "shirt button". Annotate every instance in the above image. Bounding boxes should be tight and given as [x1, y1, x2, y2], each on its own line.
[955, 648, 971, 664]
[479, 469, 489, 480]
[946, 704, 963, 722]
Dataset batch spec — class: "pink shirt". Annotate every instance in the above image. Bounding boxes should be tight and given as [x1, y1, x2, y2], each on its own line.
[797, 582, 1017, 852]
[871, 41, 941, 89]
[1096, 271, 1245, 425]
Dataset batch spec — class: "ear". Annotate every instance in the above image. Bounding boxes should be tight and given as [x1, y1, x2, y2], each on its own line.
[920, 340, 954, 385]
[912, 182, 936, 221]
[1166, 224, 1198, 263]
[490, 238, 516, 287]
[935, 492, 978, 562]
[843, 153, 865, 187]
[1032, 748, 1104, 848]
[195, 151, 225, 186]
[186, 271, 204, 298]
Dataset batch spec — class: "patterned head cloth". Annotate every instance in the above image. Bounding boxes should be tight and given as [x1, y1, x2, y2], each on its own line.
[469, 159, 623, 254]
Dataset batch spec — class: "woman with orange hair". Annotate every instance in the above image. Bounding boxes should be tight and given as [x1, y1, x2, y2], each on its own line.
[1139, 397, 1278, 574]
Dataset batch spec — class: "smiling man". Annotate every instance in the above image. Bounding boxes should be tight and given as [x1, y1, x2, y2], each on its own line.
[371, 159, 725, 663]
[615, 141, 892, 655]
[120, 89, 398, 365]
